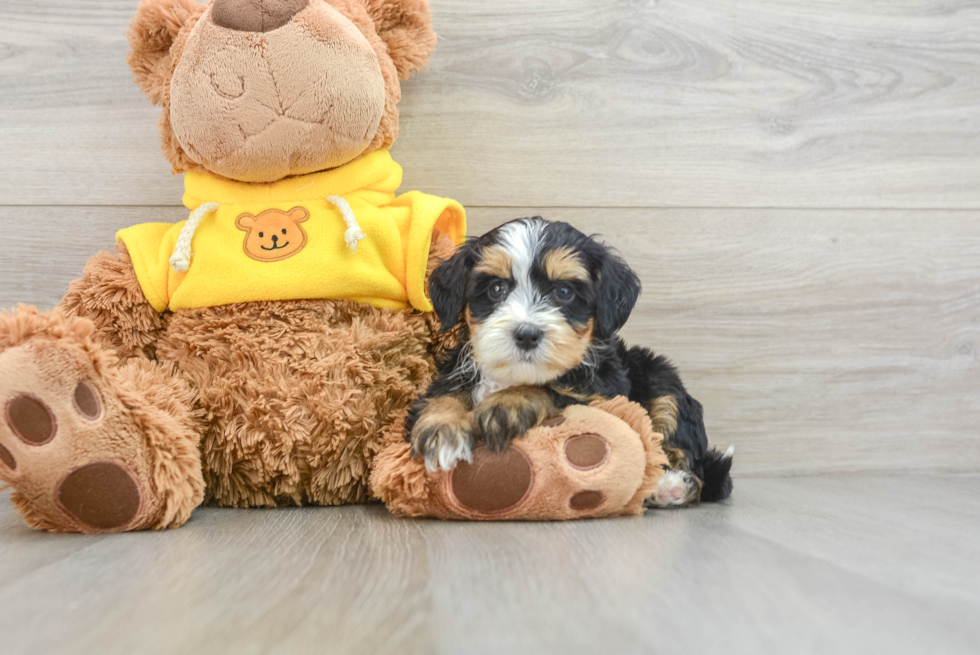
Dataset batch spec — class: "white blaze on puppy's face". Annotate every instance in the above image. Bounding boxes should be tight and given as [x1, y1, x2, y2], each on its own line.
[469, 218, 592, 387]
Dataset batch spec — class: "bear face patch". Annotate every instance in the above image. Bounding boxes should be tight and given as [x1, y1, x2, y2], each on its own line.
[236, 207, 309, 262]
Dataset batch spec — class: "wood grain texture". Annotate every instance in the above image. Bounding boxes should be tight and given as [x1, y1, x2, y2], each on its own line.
[2, 1, 980, 207]
[1, 476, 979, 655]
[1, 205, 977, 475]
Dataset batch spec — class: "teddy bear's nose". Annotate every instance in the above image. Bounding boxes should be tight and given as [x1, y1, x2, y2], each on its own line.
[212, 0, 309, 33]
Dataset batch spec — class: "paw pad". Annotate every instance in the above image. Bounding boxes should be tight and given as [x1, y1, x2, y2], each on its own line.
[450, 446, 534, 514]
[73, 381, 101, 420]
[6, 395, 56, 445]
[56, 462, 142, 531]
[570, 490, 605, 510]
[564, 434, 608, 511]
[564, 433, 608, 470]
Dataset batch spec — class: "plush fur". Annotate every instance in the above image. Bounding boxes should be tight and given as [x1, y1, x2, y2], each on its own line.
[127, 0, 437, 181]
[0, 0, 457, 532]
[0, 307, 204, 533]
[408, 217, 734, 507]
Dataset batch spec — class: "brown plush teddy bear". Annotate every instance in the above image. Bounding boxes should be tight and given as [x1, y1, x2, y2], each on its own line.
[0, 0, 466, 533]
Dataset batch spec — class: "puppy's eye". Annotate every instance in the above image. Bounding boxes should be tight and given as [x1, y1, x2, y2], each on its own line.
[282, 229, 287, 235]
[488, 280, 510, 301]
[555, 283, 575, 302]
[258, 232, 264, 238]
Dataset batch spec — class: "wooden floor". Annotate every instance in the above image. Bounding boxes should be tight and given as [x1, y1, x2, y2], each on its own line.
[2, 1, 979, 652]
[2, 475, 979, 654]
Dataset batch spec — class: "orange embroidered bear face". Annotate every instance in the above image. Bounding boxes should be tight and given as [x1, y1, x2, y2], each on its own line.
[236, 207, 309, 262]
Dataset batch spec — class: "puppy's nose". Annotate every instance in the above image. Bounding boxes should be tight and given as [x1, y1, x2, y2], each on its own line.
[212, 0, 309, 33]
[271, 234, 279, 243]
[513, 325, 544, 351]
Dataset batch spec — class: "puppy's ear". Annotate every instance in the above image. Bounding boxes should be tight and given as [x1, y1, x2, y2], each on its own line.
[127, 0, 205, 104]
[595, 249, 641, 338]
[364, 0, 438, 80]
[429, 244, 474, 333]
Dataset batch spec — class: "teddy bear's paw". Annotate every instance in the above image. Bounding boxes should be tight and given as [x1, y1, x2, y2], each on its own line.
[0, 338, 175, 533]
[443, 407, 647, 520]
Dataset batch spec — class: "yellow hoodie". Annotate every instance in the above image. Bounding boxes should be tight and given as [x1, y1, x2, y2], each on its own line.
[117, 150, 465, 313]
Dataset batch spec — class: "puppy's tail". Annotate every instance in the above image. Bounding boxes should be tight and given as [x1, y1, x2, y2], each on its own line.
[698, 445, 734, 502]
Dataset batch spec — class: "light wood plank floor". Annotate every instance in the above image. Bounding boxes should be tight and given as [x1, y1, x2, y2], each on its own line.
[2, 1, 979, 652]
[2, 475, 979, 655]
[4, 1, 980, 208]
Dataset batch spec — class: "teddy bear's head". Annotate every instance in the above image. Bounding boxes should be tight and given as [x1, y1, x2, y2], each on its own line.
[128, 0, 436, 183]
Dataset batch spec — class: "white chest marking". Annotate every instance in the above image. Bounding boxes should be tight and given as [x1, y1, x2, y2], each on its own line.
[472, 378, 513, 404]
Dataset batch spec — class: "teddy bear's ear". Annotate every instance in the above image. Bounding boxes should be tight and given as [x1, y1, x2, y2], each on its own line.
[364, 0, 438, 80]
[127, 0, 206, 104]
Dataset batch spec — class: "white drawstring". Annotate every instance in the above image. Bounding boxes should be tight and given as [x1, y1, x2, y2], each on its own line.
[169, 202, 220, 273]
[326, 195, 365, 252]
[169, 196, 363, 272]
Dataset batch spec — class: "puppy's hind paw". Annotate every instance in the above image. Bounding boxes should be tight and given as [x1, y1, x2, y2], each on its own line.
[646, 470, 703, 508]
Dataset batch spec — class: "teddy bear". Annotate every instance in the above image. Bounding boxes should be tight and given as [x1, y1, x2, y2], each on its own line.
[0, 0, 466, 533]
[0, 0, 674, 532]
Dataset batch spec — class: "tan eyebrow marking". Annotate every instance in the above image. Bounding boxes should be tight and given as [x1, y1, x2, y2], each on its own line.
[474, 246, 513, 279]
[544, 247, 589, 282]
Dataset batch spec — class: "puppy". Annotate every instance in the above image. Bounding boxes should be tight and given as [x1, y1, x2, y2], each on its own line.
[407, 217, 733, 507]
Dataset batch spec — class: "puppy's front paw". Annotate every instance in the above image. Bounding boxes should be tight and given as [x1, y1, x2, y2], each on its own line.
[474, 396, 543, 453]
[411, 422, 475, 472]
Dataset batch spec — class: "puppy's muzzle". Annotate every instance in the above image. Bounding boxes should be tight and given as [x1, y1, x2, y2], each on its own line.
[513, 324, 544, 351]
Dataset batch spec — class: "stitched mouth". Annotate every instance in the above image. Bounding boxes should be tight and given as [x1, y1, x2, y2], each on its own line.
[261, 242, 290, 251]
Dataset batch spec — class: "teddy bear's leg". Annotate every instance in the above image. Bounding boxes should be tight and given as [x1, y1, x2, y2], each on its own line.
[0, 308, 204, 532]
[59, 243, 167, 361]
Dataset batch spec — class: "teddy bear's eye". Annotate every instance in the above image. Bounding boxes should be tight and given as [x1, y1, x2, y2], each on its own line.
[259, 232, 264, 238]
[282, 229, 287, 235]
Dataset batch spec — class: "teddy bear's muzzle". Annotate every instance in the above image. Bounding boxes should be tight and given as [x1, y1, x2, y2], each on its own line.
[212, 0, 309, 33]
[169, 0, 387, 183]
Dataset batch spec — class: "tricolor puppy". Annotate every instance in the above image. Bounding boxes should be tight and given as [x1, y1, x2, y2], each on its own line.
[407, 217, 733, 507]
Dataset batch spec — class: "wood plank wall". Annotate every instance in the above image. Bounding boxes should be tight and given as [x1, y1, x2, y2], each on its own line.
[1, 1, 978, 475]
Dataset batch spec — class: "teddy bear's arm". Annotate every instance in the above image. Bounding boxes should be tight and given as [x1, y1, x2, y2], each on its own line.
[59, 243, 167, 361]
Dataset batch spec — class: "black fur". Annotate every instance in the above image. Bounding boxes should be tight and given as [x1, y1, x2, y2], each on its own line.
[699, 447, 735, 502]
[595, 252, 641, 338]
[428, 240, 478, 333]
